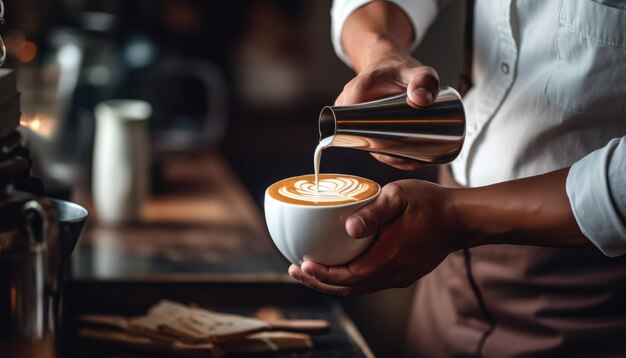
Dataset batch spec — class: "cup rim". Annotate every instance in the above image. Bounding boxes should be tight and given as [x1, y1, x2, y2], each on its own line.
[265, 173, 381, 208]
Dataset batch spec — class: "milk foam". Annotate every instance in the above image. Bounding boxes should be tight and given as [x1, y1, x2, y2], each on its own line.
[277, 176, 372, 204]
[314, 137, 333, 190]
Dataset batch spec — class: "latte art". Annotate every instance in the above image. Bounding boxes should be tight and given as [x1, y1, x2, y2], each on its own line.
[268, 174, 379, 206]
[280, 177, 370, 203]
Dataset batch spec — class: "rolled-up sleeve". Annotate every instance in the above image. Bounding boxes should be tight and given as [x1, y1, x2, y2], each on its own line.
[566, 137, 626, 257]
[331, 0, 439, 67]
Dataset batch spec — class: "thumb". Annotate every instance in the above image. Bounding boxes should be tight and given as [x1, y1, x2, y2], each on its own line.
[406, 66, 440, 107]
[346, 183, 408, 238]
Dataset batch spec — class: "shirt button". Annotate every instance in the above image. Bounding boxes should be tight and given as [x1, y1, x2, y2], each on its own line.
[468, 121, 477, 133]
[501, 62, 510, 74]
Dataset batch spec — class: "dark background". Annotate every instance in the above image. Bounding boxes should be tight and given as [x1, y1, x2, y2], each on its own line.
[1, 0, 464, 355]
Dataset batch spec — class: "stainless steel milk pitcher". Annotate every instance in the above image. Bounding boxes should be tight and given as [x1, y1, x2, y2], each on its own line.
[0, 196, 58, 351]
[0, 157, 88, 356]
[319, 86, 465, 163]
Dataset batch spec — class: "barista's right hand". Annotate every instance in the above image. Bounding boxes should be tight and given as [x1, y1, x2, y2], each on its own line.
[335, 52, 440, 171]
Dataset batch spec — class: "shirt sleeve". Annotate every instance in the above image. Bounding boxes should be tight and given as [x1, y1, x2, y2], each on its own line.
[566, 137, 626, 257]
[331, 0, 439, 67]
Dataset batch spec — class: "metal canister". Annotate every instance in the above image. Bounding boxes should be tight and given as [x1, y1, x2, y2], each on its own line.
[319, 86, 465, 163]
[0, 187, 58, 357]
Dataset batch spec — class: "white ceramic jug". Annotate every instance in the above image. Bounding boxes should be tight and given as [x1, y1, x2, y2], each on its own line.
[93, 100, 152, 225]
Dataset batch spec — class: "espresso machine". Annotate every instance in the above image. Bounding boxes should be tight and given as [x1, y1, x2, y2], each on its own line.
[0, 5, 89, 355]
[0, 78, 88, 358]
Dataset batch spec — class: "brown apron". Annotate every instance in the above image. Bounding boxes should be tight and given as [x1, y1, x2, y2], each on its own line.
[405, 167, 626, 357]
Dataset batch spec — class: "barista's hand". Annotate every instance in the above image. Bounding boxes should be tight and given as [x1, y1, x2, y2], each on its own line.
[335, 53, 439, 170]
[288, 179, 461, 296]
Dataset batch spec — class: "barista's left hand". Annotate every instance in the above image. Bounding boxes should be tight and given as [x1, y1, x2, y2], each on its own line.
[288, 179, 462, 295]
[289, 167, 593, 295]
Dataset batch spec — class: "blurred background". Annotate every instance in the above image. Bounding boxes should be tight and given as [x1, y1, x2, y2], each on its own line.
[2, 0, 464, 355]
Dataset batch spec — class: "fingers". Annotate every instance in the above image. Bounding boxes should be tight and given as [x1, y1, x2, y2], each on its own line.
[289, 263, 378, 296]
[346, 183, 408, 238]
[406, 66, 440, 107]
[300, 261, 361, 287]
[288, 264, 356, 296]
[337, 66, 439, 107]
[336, 75, 404, 105]
[370, 153, 424, 171]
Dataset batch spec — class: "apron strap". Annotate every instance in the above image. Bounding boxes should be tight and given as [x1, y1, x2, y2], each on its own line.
[455, 0, 475, 97]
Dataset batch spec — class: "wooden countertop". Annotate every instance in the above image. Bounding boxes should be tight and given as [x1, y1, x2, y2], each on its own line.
[70, 152, 289, 281]
[64, 152, 374, 357]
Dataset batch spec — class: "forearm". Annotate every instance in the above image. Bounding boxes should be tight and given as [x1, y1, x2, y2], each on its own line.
[341, 1, 414, 72]
[451, 168, 592, 249]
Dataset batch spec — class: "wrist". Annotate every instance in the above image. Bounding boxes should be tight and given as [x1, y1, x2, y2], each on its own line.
[449, 187, 507, 249]
[340, 1, 415, 72]
[448, 168, 589, 250]
[345, 33, 410, 72]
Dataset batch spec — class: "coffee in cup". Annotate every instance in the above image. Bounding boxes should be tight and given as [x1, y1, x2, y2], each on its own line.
[264, 173, 380, 266]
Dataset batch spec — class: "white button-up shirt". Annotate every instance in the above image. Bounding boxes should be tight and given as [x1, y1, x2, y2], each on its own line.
[331, 0, 626, 255]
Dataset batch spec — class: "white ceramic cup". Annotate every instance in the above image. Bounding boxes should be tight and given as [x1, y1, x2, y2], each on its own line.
[264, 175, 380, 266]
[93, 99, 152, 225]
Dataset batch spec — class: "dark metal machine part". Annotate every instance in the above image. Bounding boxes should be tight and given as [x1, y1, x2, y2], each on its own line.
[0, 137, 88, 354]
